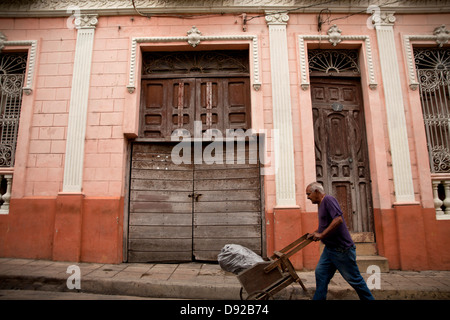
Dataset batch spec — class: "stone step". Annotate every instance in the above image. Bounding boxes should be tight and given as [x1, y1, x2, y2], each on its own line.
[355, 242, 377, 255]
[357, 255, 389, 273]
[319, 242, 377, 255]
[351, 232, 374, 243]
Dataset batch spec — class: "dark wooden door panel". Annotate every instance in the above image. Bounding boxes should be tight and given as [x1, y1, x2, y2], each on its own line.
[140, 79, 196, 139]
[140, 77, 250, 139]
[311, 78, 373, 233]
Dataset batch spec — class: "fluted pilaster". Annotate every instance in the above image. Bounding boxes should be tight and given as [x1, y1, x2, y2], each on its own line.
[63, 14, 98, 193]
[266, 12, 296, 207]
[374, 12, 415, 203]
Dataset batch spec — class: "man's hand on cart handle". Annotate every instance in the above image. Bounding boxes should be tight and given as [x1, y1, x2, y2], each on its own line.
[307, 232, 322, 242]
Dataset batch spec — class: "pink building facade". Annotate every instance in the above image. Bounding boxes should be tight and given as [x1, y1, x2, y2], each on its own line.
[0, 0, 449, 271]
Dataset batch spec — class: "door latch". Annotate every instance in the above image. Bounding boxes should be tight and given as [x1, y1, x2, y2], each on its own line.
[188, 192, 203, 202]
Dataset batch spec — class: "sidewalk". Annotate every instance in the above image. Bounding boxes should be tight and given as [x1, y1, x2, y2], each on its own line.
[1, 257, 450, 300]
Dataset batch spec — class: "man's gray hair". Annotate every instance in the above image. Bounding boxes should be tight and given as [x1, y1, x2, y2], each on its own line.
[307, 182, 325, 194]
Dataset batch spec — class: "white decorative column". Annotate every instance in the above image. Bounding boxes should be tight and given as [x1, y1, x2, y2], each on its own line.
[63, 14, 98, 192]
[265, 12, 296, 207]
[373, 12, 415, 203]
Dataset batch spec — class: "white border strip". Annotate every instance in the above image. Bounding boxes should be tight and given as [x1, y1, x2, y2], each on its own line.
[298, 35, 377, 90]
[127, 35, 261, 93]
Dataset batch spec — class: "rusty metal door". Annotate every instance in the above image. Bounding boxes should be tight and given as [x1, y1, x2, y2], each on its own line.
[311, 78, 373, 233]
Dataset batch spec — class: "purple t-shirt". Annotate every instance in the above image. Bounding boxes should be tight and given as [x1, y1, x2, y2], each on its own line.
[318, 195, 354, 249]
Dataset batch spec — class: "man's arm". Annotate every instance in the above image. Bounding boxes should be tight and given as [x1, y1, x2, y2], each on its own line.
[307, 216, 343, 241]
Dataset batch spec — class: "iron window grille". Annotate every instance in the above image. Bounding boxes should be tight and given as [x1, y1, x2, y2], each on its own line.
[414, 48, 450, 174]
[0, 52, 27, 168]
[308, 49, 360, 77]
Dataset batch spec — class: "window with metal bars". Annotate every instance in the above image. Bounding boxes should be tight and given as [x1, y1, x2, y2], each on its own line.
[0, 52, 27, 167]
[414, 48, 450, 174]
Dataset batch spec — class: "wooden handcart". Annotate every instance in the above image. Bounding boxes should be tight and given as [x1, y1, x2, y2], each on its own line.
[237, 233, 313, 300]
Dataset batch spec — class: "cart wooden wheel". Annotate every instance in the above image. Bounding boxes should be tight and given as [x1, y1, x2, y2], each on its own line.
[239, 287, 245, 300]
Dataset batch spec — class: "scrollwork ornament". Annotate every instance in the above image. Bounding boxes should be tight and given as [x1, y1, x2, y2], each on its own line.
[327, 25, 342, 46]
[432, 146, 450, 173]
[0, 74, 24, 97]
[0, 145, 12, 167]
[74, 14, 98, 29]
[434, 25, 449, 48]
[187, 26, 202, 47]
[265, 12, 289, 25]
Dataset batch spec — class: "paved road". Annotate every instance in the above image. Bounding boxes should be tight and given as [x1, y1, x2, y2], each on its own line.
[0, 289, 162, 300]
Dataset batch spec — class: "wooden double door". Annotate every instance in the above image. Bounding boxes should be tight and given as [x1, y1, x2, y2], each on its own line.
[140, 77, 250, 139]
[128, 74, 260, 262]
[128, 142, 262, 262]
[311, 78, 374, 233]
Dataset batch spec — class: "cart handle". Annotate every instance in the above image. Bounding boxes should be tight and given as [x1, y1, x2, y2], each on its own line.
[264, 233, 313, 273]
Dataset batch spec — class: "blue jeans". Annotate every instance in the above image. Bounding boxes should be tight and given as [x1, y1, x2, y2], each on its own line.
[313, 245, 374, 300]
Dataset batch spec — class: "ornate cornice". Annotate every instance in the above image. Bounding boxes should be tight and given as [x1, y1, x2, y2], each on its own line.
[0, 0, 449, 17]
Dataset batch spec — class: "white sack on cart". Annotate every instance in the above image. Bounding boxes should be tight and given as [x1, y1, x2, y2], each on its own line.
[217, 244, 264, 274]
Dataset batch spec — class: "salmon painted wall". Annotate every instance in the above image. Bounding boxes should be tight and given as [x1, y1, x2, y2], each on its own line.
[266, 12, 450, 270]
[0, 12, 449, 269]
[0, 16, 127, 263]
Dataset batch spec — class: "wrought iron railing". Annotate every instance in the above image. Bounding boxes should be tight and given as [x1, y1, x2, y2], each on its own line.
[414, 48, 450, 218]
[417, 68, 450, 174]
[0, 73, 24, 167]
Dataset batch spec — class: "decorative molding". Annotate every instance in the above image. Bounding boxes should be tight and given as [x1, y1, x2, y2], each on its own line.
[265, 11, 289, 25]
[403, 25, 449, 90]
[186, 26, 202, 48]
[74, 14, 98, 29]
[298, 32, 377, 90]
[1, 0, 449, 16]
[1, 38, 37, 95]
[127, 27, 261, 93]
[327, 24, 342, 46]
[434, 25, 450, 47]
[0, 32, 6, 51]
[372, 11, 396, 28]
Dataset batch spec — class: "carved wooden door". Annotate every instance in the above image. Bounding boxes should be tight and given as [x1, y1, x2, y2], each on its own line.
[140, 78, 250, 139]
[311, 78, 373, 233]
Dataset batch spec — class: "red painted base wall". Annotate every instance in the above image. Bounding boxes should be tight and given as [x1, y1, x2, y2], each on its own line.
[267, 206, 450, 271]
[2, 198, 450, 270]
[374, 205, 450, 270]
[0, 195, 124, 264]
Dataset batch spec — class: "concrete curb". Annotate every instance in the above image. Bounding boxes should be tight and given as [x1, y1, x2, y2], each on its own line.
[2, 274, 450, 300]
